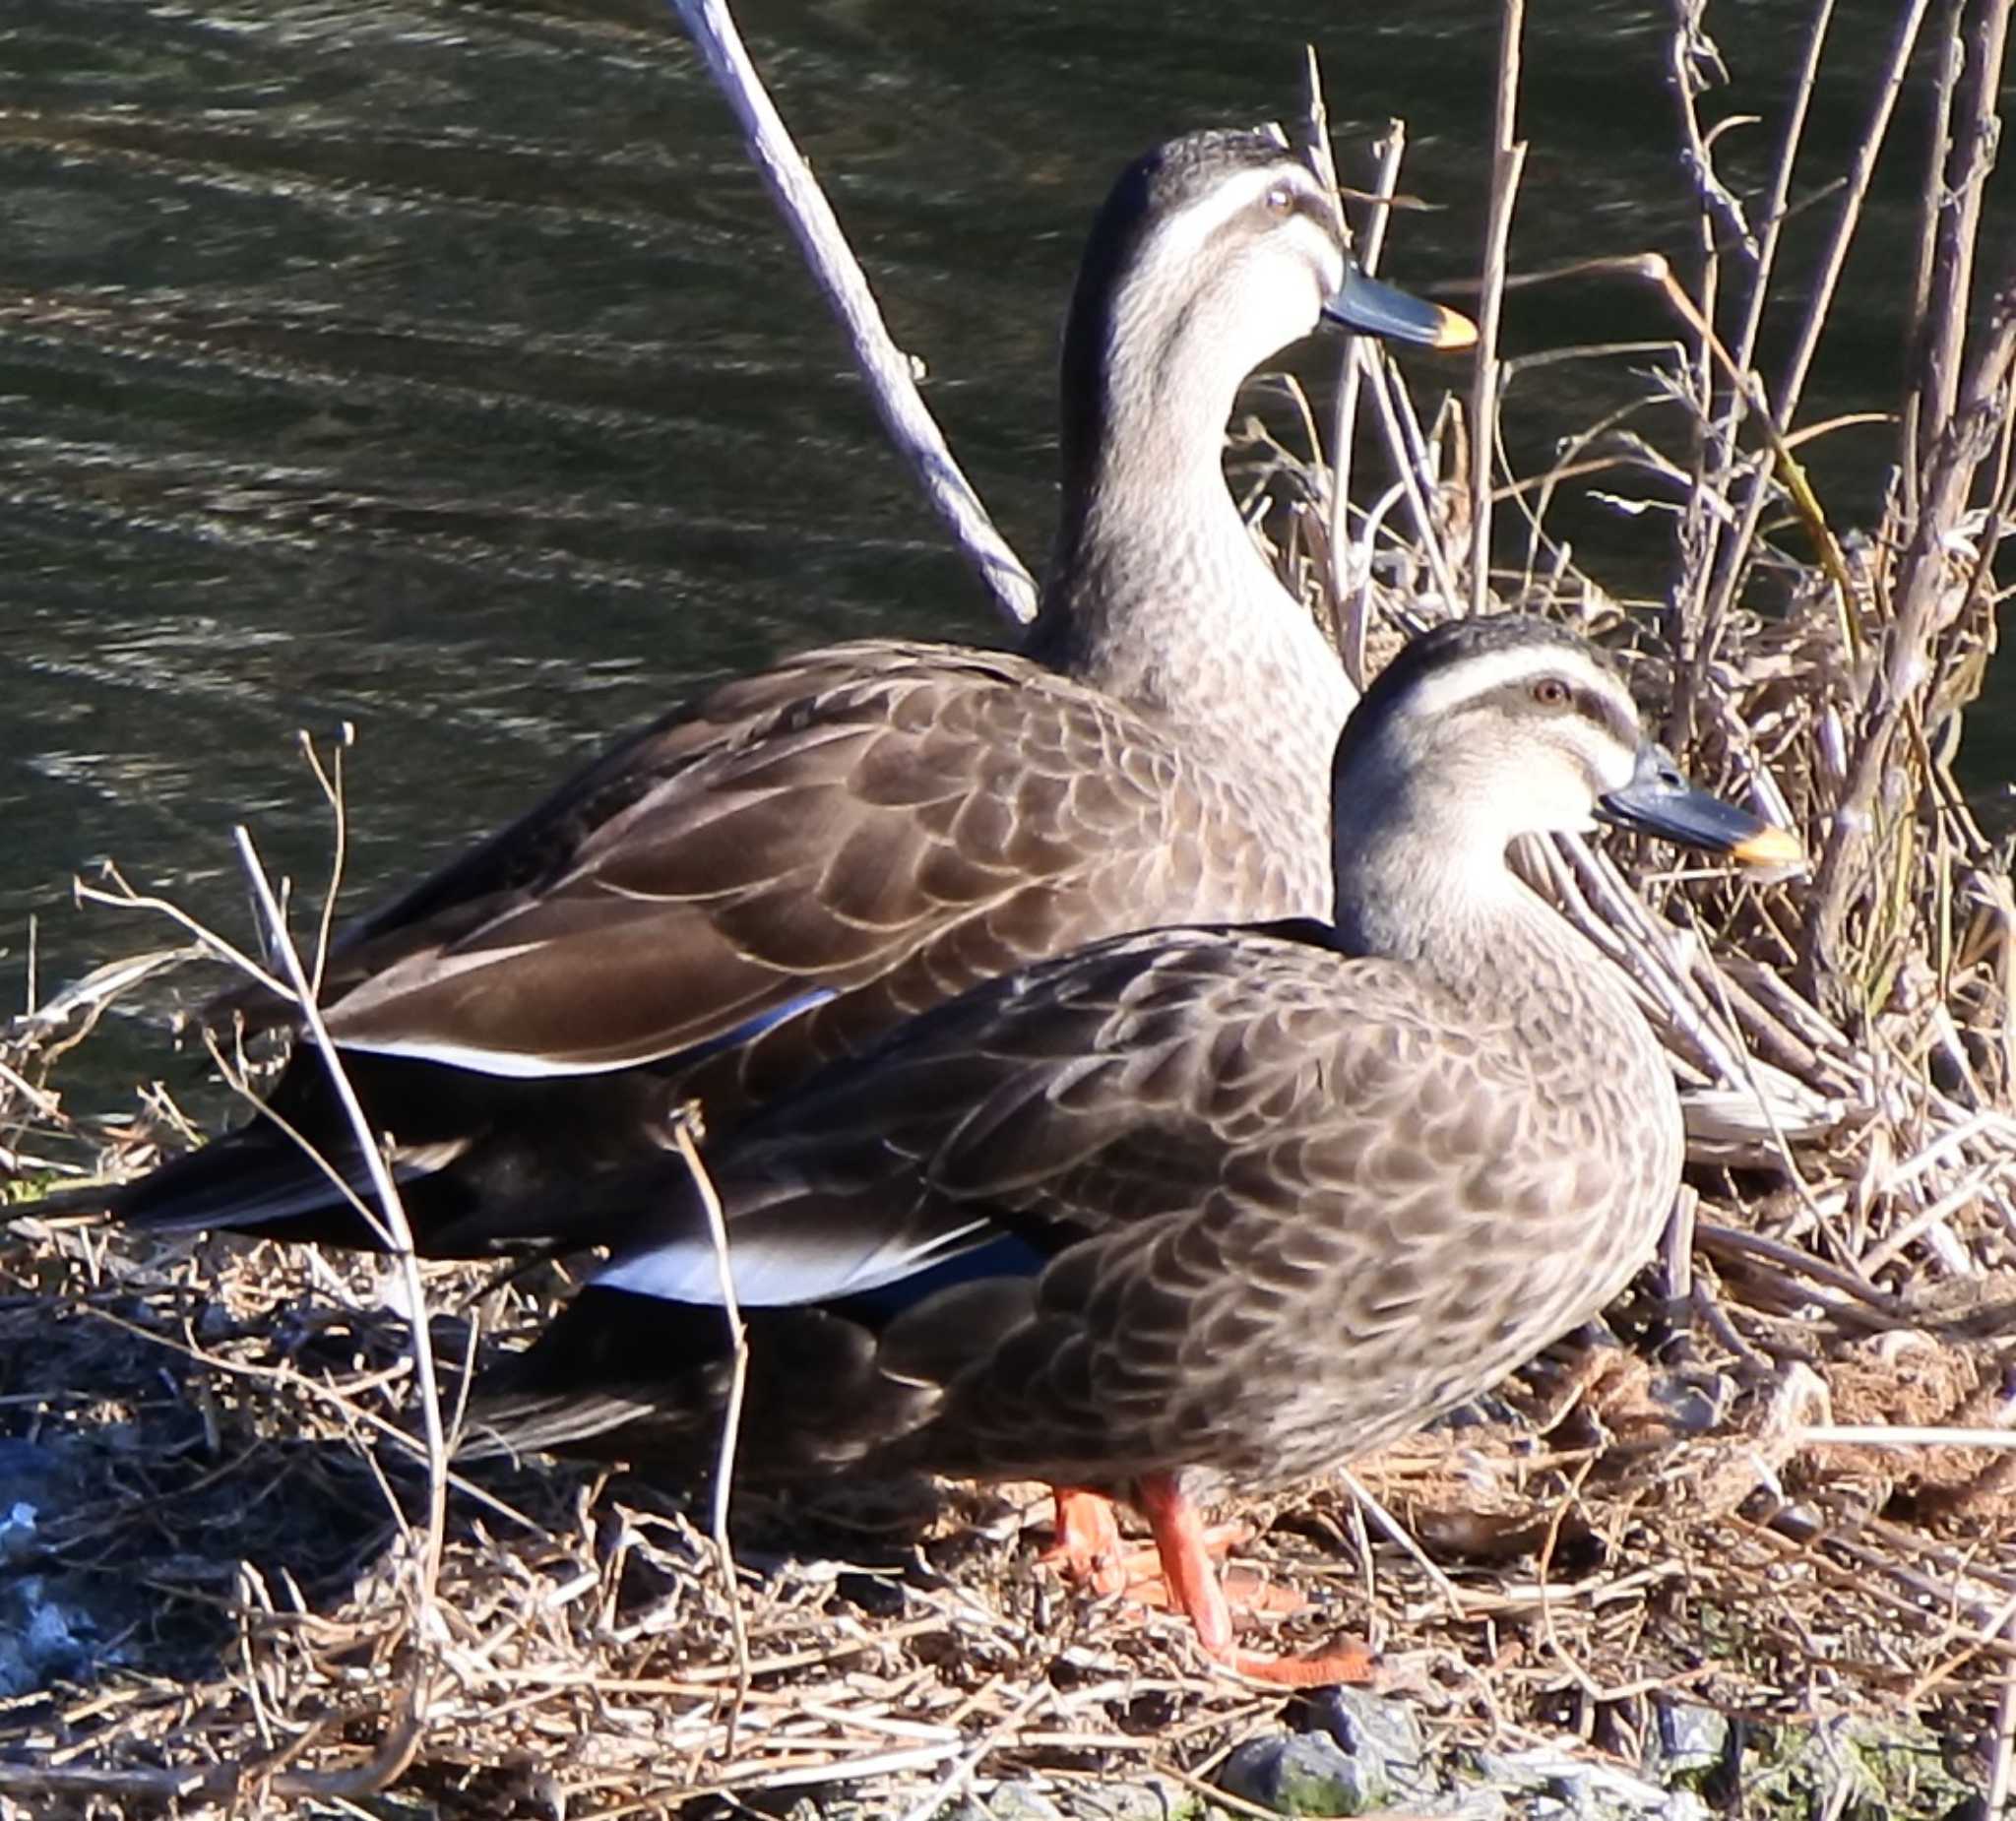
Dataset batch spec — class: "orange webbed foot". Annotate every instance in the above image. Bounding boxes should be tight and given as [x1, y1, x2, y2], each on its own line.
[1220, 1638, 1378, 1687]
[1038, 1486, 1130, 1594]
[1135, 1474, 1375, 1689]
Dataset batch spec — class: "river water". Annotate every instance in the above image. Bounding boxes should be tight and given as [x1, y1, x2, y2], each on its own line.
[2, 0, 2005, 1099]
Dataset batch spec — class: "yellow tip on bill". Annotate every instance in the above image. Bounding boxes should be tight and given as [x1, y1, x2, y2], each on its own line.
[1431, 304, 1480, 350]
[1731, 824, 1805, 869]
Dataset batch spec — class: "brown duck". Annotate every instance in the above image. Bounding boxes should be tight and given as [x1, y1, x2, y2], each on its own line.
[470, 615, 1801, 1684]
[99, 127, 1474, 1254]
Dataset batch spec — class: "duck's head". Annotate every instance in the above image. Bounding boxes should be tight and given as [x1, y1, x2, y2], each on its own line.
[1059, 127, 1473, 491]
[1329, 615, 1802, 895]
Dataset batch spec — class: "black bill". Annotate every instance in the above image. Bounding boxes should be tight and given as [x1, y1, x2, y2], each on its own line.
[1321, 259, 1477, 350]
[1597, 744, 1804, 868]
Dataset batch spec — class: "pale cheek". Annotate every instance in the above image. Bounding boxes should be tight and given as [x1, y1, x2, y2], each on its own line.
[1290, 220, 1346, 300]
[1490, 770, 1593, 837]
[1244, 256, 1326, 347]
[1591, 752, 1639, 798]
[1178, 258, 1325, 385]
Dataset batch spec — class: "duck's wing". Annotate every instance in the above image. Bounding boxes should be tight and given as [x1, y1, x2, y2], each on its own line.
[883, 950, 1641, 1493]
[96, 642, 1290, 1256]
[468, 922, 1322, 1462]
[474, 921, 1640, 1479]
[468, 924, 1434, 1457]
[306, 641, 1280, 1082]
[316, 642, 946, 976]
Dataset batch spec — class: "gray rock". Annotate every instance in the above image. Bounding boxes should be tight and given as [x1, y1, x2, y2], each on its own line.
[1312, 1686, 1432, 1799]
[1048, 1779, 1207, 1821]
[1468, 1744, 1710, 1819]
[1424, 1796, 1510, 1821]
[946, 1781, 1216, 1821]
[1646, 1370, 1736, 1434]
[1220, 1731, 1387, 1816]
[1645, 1701, 1729, 1785]
[952, 1787, 1066, 1821]
[0, 1498, 39, 1565]
[0, 1436, 74, 1538]
[1315, 1686, 1422, 1763]
[0, 1573, 101, 1697]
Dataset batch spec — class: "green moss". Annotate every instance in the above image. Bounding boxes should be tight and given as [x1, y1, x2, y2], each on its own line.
[1718, 1717, 1975, 1820]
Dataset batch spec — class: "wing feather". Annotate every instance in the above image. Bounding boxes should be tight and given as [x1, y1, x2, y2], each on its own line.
[304, 643, 1292, 1080]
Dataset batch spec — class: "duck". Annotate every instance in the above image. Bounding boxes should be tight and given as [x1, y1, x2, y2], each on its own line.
[94, 126, 1476, 1256]
[465, 613, 1802, 1685]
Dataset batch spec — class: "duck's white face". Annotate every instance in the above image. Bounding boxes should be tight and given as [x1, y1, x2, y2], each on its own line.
[1132, 157, 1348, 357]
[1396, 637, 1646, 848]
[1331, 617, 1799, 895]
[1109, 157, 1348, 409]
[1327, 626, 1657, 910]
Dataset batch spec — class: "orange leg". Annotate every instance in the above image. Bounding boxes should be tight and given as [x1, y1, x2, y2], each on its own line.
[1136, 1474, 1376, 1688]
[1039, 1487, 1129, 1595]
[1039, 1488, 1297, 1611]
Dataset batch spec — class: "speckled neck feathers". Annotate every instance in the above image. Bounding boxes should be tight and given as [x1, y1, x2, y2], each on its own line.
[1023, 130, 1357, 898]
[1326, 618, 1682, 1210]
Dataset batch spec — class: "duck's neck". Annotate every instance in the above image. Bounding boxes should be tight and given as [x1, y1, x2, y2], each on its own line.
[1023, 328, 1354, 855]
[1331, 786, 1652, 1068]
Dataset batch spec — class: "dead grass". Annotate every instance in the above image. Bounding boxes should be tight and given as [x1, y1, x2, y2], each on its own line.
[4, 1, 2016, 1813]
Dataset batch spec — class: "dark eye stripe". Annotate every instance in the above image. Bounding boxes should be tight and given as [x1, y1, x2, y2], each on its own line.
[1577, 685, 1641, 750]
[1248, 176, 1333, 236]
[1474, 674, 1640, 748]
[1288, 191, 1335, 234]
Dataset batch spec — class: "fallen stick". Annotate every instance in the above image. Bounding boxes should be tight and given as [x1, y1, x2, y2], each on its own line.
[669, 0, 1040, 627]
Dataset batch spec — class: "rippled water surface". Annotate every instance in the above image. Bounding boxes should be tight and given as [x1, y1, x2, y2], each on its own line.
[3, 0, 2005, 1096]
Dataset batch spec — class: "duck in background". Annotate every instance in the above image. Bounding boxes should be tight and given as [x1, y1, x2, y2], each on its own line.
[94, 127, 1473, 1256]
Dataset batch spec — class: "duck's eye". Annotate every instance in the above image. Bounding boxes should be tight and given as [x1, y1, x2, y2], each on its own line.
[1531, 677, 1571, 709]
[1262, 182, 1295, 218]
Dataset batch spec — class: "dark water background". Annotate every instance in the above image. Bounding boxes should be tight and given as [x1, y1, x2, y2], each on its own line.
[3, 0, 2008, 1100]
